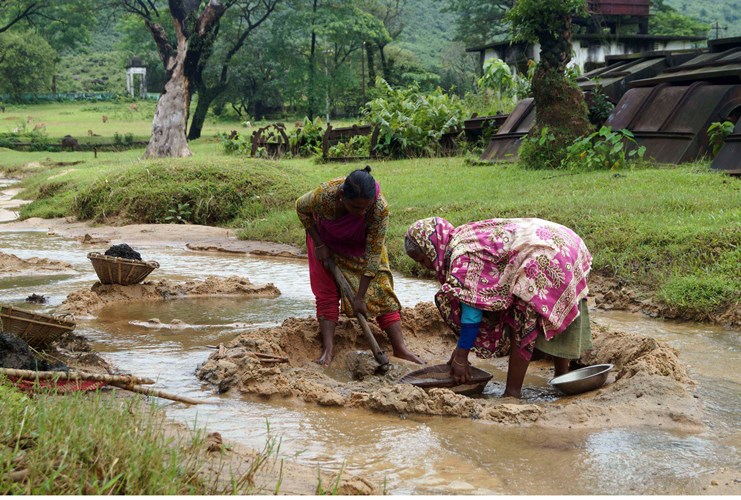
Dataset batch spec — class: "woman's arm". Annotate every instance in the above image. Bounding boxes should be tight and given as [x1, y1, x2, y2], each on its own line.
[296, 187, 330, 261]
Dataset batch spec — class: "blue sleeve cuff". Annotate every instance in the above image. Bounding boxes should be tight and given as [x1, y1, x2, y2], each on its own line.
[458, 322, 480, 349]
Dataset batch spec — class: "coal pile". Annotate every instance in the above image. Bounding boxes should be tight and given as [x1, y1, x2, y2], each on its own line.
[0, 333, 67, 371]
[104, 243, 142, 261]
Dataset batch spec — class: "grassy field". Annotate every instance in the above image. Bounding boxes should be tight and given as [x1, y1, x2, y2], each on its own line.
[0, 101, 356, 144]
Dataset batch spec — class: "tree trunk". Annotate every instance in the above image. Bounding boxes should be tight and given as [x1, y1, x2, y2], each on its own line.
[145, 33, 192, 158]
[307, 0, 319, 120]
[532, 14, 590, 141]
[187, 91, 213, 141]
[366, 43, 376, 86]
[377, 42, 388, 81]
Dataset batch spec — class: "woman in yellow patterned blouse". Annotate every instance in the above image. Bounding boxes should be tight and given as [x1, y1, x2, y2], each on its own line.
[296, 166, 424, 366]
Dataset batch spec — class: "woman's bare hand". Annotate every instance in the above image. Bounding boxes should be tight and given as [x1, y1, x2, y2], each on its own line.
[314, 243, 330, 262]
[352, 296, 368, 317]
[447, 348, 472, 384]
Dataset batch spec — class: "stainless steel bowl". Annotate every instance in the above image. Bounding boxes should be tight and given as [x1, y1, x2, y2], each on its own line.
[549, 364, 614, 395]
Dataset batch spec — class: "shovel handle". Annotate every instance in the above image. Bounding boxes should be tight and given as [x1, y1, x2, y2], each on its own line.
[324, 258, 390, 367]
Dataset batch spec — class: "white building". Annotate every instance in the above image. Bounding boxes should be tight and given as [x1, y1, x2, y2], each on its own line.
[467, 33, 706, 75]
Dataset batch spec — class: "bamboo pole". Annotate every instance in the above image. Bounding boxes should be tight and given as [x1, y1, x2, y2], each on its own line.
[0, 368, 155, 385]
[107, 382, 207, 405]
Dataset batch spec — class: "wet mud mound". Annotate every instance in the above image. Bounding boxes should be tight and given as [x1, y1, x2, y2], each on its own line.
[197, 302, 703, 431]
[0, 251, 73, 276]
[58, 276, 281, 317]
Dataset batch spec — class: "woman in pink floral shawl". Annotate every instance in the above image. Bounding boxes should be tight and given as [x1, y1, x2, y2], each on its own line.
[405, 217, 592, 398]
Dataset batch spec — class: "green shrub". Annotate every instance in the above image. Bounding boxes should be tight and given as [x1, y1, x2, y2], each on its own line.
[326, 134, 370, 158]
[362, 78, 466, 158]
[707, 120, 734, 158]
[586, 85, 615, 126]
[563, 126, 646, 170]
[219, 131, 251, 155]
[518, 126, 563, 169]
[289, 117, 325, 157]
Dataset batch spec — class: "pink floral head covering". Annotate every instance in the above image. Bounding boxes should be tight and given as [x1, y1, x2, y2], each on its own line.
[406, 217, 454, 284]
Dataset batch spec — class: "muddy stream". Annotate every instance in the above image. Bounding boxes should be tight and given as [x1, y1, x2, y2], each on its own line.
[0, 221, 739, 494]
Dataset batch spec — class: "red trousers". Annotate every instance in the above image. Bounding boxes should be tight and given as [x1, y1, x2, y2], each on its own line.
[307, 235, 400, 329]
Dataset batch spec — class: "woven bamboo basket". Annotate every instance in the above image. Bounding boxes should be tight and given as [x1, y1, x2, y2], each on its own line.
[0, 305, 75, 348]
[87, 252, 159, 285]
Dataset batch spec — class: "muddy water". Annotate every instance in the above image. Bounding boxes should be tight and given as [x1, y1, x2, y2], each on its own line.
[0, 229, 739, 495]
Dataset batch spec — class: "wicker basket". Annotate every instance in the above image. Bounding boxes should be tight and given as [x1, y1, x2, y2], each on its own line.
[87, 252, 159, 285]
[0, 305, 75, 348]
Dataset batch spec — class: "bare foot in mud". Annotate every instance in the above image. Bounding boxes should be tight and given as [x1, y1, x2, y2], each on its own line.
[501, 390, 521, 399]
[392, 349, 425, 365]
[315, 348, 333, 367]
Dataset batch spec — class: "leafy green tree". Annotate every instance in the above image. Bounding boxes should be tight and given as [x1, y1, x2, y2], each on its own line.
[0, 1, 96, 50]
[360, 0, 406, 85]
[439, 0, 514, 47]
[0, 31, 55, 99]
[188, 0, 281, 140]
[507, 0, 591, 169]
[275, 0, 389, 119]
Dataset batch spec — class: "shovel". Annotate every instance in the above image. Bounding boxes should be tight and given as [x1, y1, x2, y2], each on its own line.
[324, 258, 391, 374]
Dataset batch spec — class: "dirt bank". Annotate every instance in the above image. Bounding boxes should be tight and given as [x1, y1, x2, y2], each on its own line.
[0, 251, 74, 276]
[58, 276, 281, 317]
[196, 302, 703, 433]
[590, 273, 740, 328]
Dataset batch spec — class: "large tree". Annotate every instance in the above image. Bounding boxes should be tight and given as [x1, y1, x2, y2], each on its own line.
[361, 0, 405, 85]
[439, 0, 515, 47]
[277, 0, 388, 119]
[188, 0, 280, 140]
[119, 0, 231, 158]
[0, 30, 55, 98]
[508, 0, 591, 169]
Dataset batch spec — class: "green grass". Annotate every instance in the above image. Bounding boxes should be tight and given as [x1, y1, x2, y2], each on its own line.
[0, 382, 207, 494]
[2, 136, 739, 318]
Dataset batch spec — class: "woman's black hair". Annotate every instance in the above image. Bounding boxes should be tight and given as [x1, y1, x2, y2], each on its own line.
[342, 165, 376, 200]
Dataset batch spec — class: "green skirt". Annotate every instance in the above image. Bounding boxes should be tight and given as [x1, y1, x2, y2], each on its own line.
[534, 299, 592, 359]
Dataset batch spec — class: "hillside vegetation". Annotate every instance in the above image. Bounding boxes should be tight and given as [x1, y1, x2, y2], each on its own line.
[665, 0, 741, 37]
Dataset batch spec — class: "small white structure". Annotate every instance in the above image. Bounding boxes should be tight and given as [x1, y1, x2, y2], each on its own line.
[125, 56, 147, 98]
